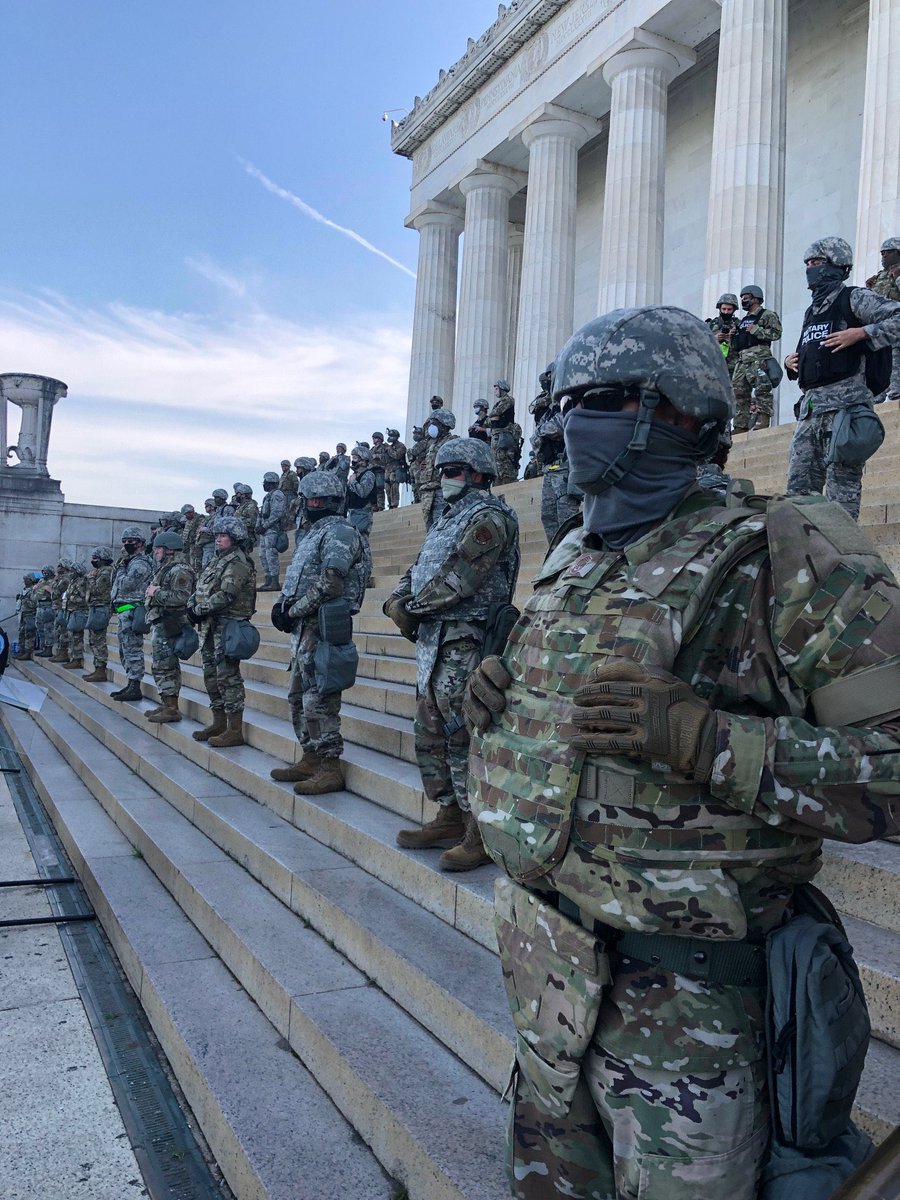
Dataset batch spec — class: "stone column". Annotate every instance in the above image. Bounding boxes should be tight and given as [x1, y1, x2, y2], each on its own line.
[702, 0, 788, 317]
[855, 0, 900, 278]
[405, 204, 464, 438]
[505, 226, 525, 388]
[597, 47, 682, 311]
[514, 115, 594, 440]
[454, 169, 522, 411]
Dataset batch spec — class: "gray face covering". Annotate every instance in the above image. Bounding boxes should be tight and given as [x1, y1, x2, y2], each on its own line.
[565, 409, 701, 548]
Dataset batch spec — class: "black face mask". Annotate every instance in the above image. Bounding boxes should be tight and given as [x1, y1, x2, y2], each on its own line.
[305, 506, 329, 523]
[741, 299, 755, 311]
[806, 262, 847, 302]
[122, 542, 139, 554]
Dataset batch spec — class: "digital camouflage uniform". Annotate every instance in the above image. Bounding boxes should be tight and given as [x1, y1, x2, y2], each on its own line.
[86, 561, 114, 669]
[787, 283, 900, 519]
[281, 516, 369, 760]
[63, 564, 90, 664]
[532, 403, 580, 543]
[148, 557, 195, 699]
[191, 545, 257, 714]
[346, 457, 377, 538]
[731, 306, 782, 432]
[419, 410, 456, 530]
[384, 434, 407, 509]
[369, 437, 389, 511]
[471, 485, 900, 1200]
[34, 572, 56, 656]
[110, 548, 155, 681]
[867, 266, 900, 397]
[393, 486, 519, 812]
[18, 577, 38, 656]
[406, 430, 427, 503]
[489, 395, 523, 485]
[258, 485, 287, 581]
[323, 452, 351, 487]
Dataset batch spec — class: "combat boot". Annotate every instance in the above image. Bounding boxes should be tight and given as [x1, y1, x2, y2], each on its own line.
[270, 752, 321, 782]
[14, 649, 33, 661]
[83, 666, 108, 683]
[438, 811, 492, 873]
[147, 695, 181, 723]
[192, 710, 227, 742]
[396, 802, 465, 849]
[63, 659, 84, 671]
[293, 757, 345, 795]
[111, 679, 143, 702]
[49, 651, 70, 664]
[208, 710, 245, 748]
[753, 414, 771, 430]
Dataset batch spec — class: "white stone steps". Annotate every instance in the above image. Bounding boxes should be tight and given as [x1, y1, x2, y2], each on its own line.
[853, 1038, 900, 1145]
[8, 692, 511, 1200]
[843, 914, 900, 1050]
[816, 839, 900, 936]
[0, 702, 395, 1200]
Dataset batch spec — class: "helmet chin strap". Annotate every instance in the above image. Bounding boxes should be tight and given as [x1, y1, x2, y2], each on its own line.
[593, 388, 660, 493]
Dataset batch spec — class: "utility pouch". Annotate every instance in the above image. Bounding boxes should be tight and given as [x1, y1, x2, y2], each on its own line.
[221, 618, 260, 661]
[496, 430, 516, 453]
[86, 605, 109, 632]
[130, 605, 151, 635]
[274, 531, 289, 554]
[482, 602, 520, 659]
[318, 598, 353, 645]
[66, 610, 87, 633]
[313, 640, 358, 695]
[172, 624, 199, 661]
[161, 609, 187, 639]
[825, 402, 885, 467]
[494, 876, 609, 1118]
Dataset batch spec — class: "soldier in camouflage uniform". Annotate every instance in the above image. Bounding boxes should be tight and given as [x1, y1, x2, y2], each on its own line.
[269, 471, 370, 795]
[188, 515, 257, 748]
[179, 506, 203, 577]
[258, 471, 287, 591]
[232, 484, 260, 550]
[48, 560, 71, 662]
[34, 565, 56, 658]
[406, 426, 427, 502]
[279, 459, 299, 497]
[345, 445, 377, 538]
[83, 547, 114, 682]
[468, 400, 491, 443]
[383, 430, 407, 509]
[15, 573, 39, 660]
[464, 306, 900, 1200]
[531, 364, 581, 543]
[705, 293, 740, 378]
[323, 444, 351, 488]
[730, 285, 782, 431]
[419, 408, 457, 530]
[786, 236, 900, 519]
[292, 457, 318, 545]
[865, 236, 900, 399]
[387, 437, 519, 871]
[109, 528, 154, 702]
[369, 432, 389, 511]
[195, 499, 217, 572]
[212, 488, 235, 518]
[62, 560, 90, 671]
[144, 531, 195, 723]
[489, 380, 523, 485]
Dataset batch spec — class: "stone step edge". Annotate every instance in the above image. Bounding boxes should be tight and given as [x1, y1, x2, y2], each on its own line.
[0, 702, 396, 1200]
[9, 695, 510, 1200]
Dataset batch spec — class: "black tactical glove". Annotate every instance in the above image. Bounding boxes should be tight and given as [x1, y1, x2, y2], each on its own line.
[463, 655, 512, 734]
[270, 600, 297, 634]
[186, 606, 202, 626]
[383, 594, 419, 643]
[571, 657, 717, 782]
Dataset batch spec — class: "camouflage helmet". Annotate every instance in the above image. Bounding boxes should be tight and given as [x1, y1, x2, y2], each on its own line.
[880, 237, 900, 253]
[294, 456, 317, 473]
[716, 293, 739, 309]
[429, 394, 444, 408]
[212, 488, 228, 502]
[70, 559, 87, 576]
[91, 547, 114, 562]
[494, 378, 510, 393]
[538, 362, 555, 391]
[412, 425, 424, 441]
[262, 471, 280, 485]
[233, 482, 252, 496]
[371, 431, 384, 441]
[204, 497, 215, 508]
[58, 557, 76, 571]
[435, 436, 498, 478]
[803, 237, 853, 268]
[429, 407, 457, 430]
[121, 526, 144, 542]
[351, 443, 371, 462]
[473, 399, 488, 413]
[552, 306, 734, 431]
[740, 284, 764, 301]
[42, 564, 56, 576]
[153, 531, 183, 551]
[211, 515, 248, 541]
[180, 503, 195, 515]
[386, 428, 400, 439]
[298, 470, 345, 502]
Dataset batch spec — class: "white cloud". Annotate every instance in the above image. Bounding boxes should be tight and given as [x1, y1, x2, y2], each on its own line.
[185, 255, 250, 299]
[0, 289, 411, 508]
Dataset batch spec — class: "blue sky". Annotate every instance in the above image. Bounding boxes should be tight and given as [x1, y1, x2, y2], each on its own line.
[1, 0, 495, 507]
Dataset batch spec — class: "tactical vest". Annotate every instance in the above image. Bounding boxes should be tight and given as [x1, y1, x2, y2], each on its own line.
[731, 309, 768, 353]
[470, 498, 820, 941]
[798, 287, 889, 395]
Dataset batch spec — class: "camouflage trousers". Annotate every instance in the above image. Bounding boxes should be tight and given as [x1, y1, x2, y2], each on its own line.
[786, 410, 863, 520]
[201, 541, 216, 571]
[52, 610, 67, 656]
[495, 453, 519, 486]
[36, 604, 55, 655]
[88, 621, 109, 668]
[67, 625, 85, 663]
[150, 624, 181, 698]
[385, 477, 401, 509]
[731, 350, 773, 431]
[259, 530, 282, 579]
[287, 625, 343, 758]
[117, 609, 146, 681]
[18, 617, 36, 655]
[373, 471, 386, 511]
[420, 486, 444, 530]
[199, 621, 244, 713]
[414, 636, 479, 811]
[541, 467, 580, 544]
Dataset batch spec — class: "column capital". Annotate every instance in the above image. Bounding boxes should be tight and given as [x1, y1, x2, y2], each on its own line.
[458, 162, 525, 199]
[513, 103, 602, 151]
[593, 28, 696, 86]
[405, 200, 464, 232]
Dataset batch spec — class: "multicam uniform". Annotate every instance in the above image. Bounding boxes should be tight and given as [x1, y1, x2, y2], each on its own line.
[730, 306, 782, 431]
[406, 433, 427, 503]
[191, 546, 256, 714]
[110, 550, 154, 682]
[281, 516, 369, 761]
[489, 396, 523, 486]
[63, 566, 90, 665]
[34, 574, 55, 657]
[471, 488, 900, 1200]
[86, 562, 114, 671]
[384, 435, 407, 509]
[50, 571, 69, 658]
[370, 440, 389, 511]
[182, 512, 204, 575]
[532, 402, 580, 543]
[18, 579, 37, 657]
[419, 419, 455, 530]
[147, 557, 195, 699]
[234, 497, 260, 549]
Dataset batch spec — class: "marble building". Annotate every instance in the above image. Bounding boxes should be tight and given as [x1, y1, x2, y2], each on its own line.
[392, 0, 899, 441]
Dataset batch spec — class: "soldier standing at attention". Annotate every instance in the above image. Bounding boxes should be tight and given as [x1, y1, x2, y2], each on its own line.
[705, 292, 740, 378]
[488, 379, 523, 484]
[48, 560, 70, 663]
[232, 483, 260, 550]
[468, 400, 490, 442]
[269, 471, 370, 796]
[110, 528, 154, 702]
[530, 363, 581, 543]
[465, 306, 900, 1199]
[386, 437, 519, 871]
[61, 559, 90, 672]
[258, 471, 287, 591]
[419, 408, 457, 530]
[34, 565, 56, 658]
[785, 236, 900, 519]
[406, 426, 427, 502]
[730, 284, 782, 431]
[15, 573, 39, 660]
[383, 429, 407, 509]
[865, 236, 900, 400]
[369, 432, 389, 511]
[195, 499, 217, 571]
[188, 516, 257, 749]
[144, 530, 195, 724]
[83, 548, 114, 682]
[345, 445, 377, 539]
[278, 458, 299, 497]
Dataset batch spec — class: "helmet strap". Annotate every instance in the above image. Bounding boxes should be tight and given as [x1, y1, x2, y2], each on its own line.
[593, 388, 660, 492]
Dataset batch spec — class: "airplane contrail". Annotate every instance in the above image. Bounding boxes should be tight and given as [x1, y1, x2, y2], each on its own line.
[241, 159, 417, 280]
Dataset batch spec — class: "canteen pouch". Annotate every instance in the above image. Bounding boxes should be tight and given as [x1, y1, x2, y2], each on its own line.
[764, 355, 784, 388]
[318, 597, 353, 645]
[66, 610, 87, 633]
[172, 624, 199, 661]
[130, 605, 151, 635]
[86, 605, 109, 632]
[494, 876, 609, 1118]
[54, 609, 67, 629]
[221, 618, 260, 661]
[313, 640, 358, 695]
[496, 429, 516, 454]
[825, 402, 885, 467]
[274, 531, 289, 554]
[161, 609, 187, 639]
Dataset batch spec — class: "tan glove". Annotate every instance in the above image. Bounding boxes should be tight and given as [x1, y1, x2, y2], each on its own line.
[383, 594, 419, 643]
[463, 656, 512, 734]
[571, 657, 717, 782]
